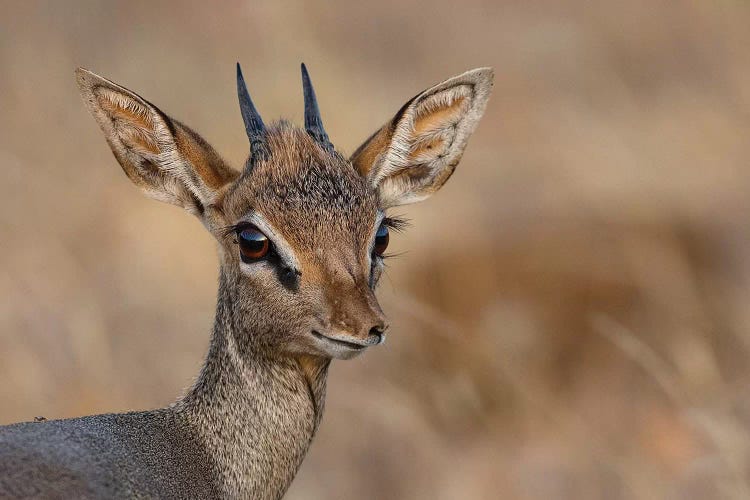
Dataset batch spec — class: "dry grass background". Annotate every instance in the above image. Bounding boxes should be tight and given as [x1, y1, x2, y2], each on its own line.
[2, 1, 750, 498]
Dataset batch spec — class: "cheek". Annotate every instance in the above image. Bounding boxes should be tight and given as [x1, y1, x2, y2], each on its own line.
[236, 273, 316, 328]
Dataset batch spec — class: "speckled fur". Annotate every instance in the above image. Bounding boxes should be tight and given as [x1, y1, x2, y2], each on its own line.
[0, 67, 493, 499]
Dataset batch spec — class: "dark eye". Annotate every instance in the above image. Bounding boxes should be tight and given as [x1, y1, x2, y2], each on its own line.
[373, 224, 389, 257]
[238, 226, 270, 261]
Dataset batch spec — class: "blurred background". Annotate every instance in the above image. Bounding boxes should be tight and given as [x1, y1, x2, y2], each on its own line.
[2, 1, 750, 498]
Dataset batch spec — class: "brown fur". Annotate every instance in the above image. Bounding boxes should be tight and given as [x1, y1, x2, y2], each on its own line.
[351, 124, 395, 177]
[175, 125, 238, 190]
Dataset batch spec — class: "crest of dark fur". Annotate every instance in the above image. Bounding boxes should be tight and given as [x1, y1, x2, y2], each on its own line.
[225, 122, 378, 251]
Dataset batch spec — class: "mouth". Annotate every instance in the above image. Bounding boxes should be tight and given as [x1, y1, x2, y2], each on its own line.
[311, 330, 373, 351]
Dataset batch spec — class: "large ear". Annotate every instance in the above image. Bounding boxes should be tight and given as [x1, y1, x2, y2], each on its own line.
[351, 68, 493, 208]
[75, 68, 238, 217]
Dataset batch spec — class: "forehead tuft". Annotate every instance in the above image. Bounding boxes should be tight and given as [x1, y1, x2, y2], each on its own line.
[224, 122, 379, 249]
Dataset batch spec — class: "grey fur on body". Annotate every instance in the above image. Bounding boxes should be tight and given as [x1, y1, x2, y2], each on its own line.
[0, 411, 217, 499]
[0, 65, 493, 499]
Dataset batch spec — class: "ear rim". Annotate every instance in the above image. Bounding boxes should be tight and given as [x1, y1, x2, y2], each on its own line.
[352, 67, 494, 208]
[75, 67, 237, 216]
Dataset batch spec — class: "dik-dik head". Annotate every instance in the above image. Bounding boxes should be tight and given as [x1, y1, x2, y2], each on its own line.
[76, 64, 493, 360]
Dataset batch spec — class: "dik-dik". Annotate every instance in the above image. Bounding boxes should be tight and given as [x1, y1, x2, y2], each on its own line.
[0, 63, 493, 499]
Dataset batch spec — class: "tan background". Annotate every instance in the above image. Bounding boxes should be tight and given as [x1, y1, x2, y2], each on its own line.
[3, 1, 750, 498]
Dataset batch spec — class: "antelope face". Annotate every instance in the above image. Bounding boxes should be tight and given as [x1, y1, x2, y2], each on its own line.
[220, 125, 390, 360]
[76, 63, 493, 361]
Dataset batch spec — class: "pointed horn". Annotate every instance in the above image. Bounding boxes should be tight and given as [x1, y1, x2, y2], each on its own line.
[301, 63, 333, 151]
[236, 62, 268, 166]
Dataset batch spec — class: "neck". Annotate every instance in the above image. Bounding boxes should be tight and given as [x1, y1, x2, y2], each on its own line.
[175, 271, 330, 499]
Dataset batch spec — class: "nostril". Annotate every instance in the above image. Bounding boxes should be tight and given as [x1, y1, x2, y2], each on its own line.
[369, 324, 388, 345]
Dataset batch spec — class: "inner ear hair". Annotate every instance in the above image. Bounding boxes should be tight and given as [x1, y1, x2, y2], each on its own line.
[94, 86, 166, 156]
[395, 84, 474, 170]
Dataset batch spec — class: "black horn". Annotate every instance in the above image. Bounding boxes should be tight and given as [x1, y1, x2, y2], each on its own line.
[301, 63, 333, 151]
[236, 63, 268, 166]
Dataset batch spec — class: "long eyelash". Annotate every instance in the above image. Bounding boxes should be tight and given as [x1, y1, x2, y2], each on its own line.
[383, 215, 410, 232]
[380, 250, 407, 261]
